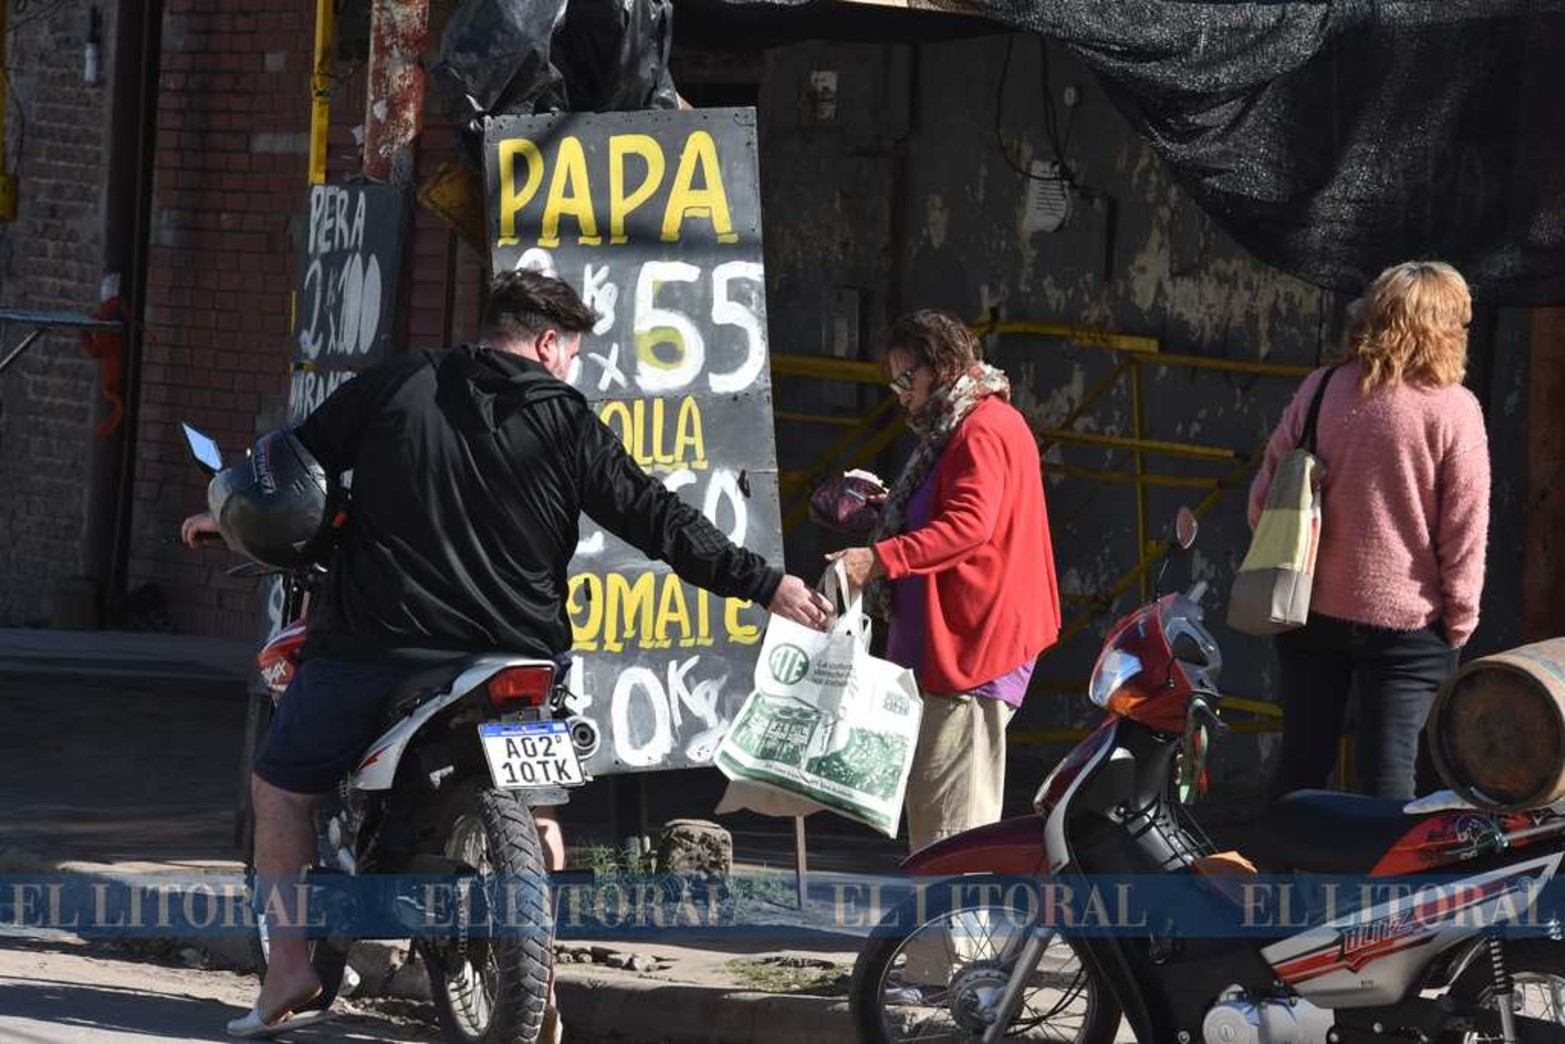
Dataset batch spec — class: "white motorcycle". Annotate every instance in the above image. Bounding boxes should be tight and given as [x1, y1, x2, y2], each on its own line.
[184, 422, 598, 1043]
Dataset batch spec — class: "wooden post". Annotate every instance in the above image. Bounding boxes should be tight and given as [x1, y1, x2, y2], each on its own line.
[363, 0, 429, 185]
[794, 816, 808, 910]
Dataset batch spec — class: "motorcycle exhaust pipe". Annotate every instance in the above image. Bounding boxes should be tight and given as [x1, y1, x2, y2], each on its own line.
[566, 716, 600, 759]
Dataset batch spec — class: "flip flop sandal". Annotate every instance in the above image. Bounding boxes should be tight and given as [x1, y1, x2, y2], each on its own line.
[224, 984, 325, 1039]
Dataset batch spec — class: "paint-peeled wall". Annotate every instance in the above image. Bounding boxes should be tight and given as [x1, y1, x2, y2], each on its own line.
[756, 33, 1528, 800]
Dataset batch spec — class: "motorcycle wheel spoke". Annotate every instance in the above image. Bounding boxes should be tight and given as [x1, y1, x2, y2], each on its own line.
[1515, 974, 1565, 1025]
[891, 1013, 969, 1044]
[442, 812, 504, 1036]
[874, 895, 1101, 1044]
[1462, 971, 1565, 1043]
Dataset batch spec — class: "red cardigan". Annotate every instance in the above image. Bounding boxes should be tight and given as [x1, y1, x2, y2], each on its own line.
[873, 396, 1061, 693]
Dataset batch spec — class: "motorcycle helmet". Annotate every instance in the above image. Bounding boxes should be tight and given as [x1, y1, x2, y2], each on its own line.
[207, 430, 342, 569]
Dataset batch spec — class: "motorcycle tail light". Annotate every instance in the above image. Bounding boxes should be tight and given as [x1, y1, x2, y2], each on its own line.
[486, 665, 554, 710]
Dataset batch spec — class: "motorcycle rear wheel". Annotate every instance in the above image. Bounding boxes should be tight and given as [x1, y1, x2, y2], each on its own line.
[849, 875, 1120, 1044]
[1443, 938, 1565, 1043]
[421, 786, 552, 1044]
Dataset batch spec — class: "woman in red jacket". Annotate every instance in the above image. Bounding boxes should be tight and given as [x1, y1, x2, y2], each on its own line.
[830, 310, 1061, 856]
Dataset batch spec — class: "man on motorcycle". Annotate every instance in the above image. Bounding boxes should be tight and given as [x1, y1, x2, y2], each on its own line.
[182, 269, 834, 1035]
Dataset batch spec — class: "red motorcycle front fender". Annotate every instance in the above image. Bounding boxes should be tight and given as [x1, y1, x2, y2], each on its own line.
[900, 814, 1049, 877]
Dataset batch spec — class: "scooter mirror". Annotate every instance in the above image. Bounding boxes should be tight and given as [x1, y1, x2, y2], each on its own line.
[181, 422, 224, 475]
[1174, 506, 1198, 550]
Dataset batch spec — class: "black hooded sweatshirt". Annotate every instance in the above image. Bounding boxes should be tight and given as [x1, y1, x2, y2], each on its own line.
[294, 344, 782, 663]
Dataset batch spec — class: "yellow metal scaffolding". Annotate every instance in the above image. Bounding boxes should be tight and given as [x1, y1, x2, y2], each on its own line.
[769, 318, 1317, 752]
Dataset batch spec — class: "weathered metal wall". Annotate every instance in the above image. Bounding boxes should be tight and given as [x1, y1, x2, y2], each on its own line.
[755, 33, 1529, 800]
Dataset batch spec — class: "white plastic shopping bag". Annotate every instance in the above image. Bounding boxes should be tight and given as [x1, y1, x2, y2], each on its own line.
[714, 563, 921, 837]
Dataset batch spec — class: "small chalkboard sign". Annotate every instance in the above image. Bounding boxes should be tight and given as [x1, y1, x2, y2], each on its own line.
[287, 184, 409, 424]
[485, 109, 780, 777]
[292, 183, 408, 370]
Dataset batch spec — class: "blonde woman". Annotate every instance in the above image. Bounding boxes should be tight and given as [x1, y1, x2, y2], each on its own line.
[1250, 261, 1490, 802]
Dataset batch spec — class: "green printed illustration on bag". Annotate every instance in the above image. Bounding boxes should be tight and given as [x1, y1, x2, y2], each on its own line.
[727, 700, 817, 763]
[713, 562, 924, 837]
[806, 730, 909, 800]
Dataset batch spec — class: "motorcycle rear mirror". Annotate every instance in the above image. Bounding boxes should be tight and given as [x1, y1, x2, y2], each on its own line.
[181, 422, 224, 475]
[1174, 507, 1198, 551]
[1153, 508, 1199, 597]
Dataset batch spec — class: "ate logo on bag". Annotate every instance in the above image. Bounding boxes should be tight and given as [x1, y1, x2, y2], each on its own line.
[713, 561, 924, 838]
[767, 644, 811, 685]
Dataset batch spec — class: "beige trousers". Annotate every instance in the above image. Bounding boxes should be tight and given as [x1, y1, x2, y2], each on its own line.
[901, 691, 1015, 987]
[906, 691, 1015, 855]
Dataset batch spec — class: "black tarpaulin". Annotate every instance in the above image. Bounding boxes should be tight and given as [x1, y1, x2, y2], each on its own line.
[433, 0, 679, 165]
[726, 0, 1565, 305]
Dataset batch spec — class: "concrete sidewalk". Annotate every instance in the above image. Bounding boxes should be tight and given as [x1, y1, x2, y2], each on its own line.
[0, 627, 255, 685]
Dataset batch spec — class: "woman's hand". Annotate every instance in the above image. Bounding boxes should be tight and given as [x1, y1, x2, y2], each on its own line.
[825, 547, 883, 591]
[180, 511, 219, 548]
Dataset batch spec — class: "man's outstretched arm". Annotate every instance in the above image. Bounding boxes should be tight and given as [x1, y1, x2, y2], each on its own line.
[575, 415, 831, 630]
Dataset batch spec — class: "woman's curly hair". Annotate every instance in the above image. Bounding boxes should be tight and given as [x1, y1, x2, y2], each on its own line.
[1343, 261, 1471, 392]
[883, 310, 980, 384]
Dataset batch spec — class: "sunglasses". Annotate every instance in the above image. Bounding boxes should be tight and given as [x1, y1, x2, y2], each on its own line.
[888, 364, 924, 395]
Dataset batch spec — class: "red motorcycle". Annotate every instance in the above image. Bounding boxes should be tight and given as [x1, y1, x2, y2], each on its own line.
[850, 510, 1565, 1044]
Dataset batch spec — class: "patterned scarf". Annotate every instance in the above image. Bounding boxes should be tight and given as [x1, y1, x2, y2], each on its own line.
[866, 362, 1012, 620]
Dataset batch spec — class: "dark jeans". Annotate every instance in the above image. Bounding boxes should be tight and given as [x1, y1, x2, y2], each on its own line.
[1268, 614, 1460, 803]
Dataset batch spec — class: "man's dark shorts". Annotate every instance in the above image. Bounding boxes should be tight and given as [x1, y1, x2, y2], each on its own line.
[254, 658, 408, 795]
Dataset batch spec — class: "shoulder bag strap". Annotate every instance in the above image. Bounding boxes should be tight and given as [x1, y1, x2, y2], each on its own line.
[1298, 366, 1339, 456]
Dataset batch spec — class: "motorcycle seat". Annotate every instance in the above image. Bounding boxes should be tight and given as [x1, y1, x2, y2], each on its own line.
[378, 657, 503, 730]
[1251, 789, 1426, 874]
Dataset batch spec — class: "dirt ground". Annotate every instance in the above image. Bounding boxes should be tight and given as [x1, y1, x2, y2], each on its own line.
[0, 930, 440, 1043]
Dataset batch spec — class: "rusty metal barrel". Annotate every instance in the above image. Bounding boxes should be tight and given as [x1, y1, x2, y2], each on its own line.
[1428, 638, 1565, 812]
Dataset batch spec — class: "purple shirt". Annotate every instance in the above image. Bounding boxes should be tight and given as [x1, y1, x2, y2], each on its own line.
[885, 468, 1034, 708]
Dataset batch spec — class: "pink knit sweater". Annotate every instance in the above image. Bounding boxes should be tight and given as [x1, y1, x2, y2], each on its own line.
[1247, 362, 1490, 647]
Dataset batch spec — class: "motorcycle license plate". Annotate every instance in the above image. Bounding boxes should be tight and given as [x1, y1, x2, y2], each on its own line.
[478, 721, 584, 789]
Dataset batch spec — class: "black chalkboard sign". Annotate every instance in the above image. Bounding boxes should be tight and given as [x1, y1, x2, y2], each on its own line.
[286, 184, 408, 424]
[485, 109, 781, 776]
[292, 184, 408, 368]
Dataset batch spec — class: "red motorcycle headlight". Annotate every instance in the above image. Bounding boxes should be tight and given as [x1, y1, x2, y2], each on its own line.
[486, 665, 554, 710]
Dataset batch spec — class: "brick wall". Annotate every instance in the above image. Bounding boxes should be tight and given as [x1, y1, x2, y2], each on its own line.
[124, 1, 479, 639]
[125, 0, 316, 638]
[0, 1, 115, 626]
[0, 0, 513, 638]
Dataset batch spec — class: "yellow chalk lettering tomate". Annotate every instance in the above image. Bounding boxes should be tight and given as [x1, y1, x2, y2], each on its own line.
[604, 571, 656, 653]
[567, 573, 604, 651]
[725, 597, 759, 644]
[654, 574, 692, 648]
